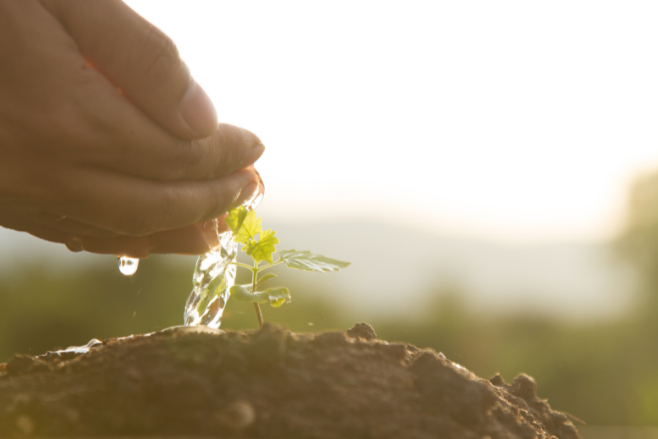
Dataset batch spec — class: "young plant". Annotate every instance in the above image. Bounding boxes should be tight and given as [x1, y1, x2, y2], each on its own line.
[225, 206, 350, 328]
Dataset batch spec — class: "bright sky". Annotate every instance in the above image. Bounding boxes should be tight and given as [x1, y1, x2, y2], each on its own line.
[126, 1, 658, 244]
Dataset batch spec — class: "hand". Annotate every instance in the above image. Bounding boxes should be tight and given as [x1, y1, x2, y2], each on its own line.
[0, 0, 264, 257]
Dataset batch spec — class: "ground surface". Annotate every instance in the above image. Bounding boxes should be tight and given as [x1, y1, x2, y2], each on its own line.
[0, 323, 580, 438]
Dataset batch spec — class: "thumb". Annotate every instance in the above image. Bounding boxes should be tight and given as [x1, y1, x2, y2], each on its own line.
[40, 0, 217, 139]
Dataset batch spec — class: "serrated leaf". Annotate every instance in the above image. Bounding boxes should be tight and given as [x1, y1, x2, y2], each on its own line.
[257, 272, 278, 287]
[242, 229, 279, 263]
[225, 206, 249, 234]
[278, 249, 350, 272]
[233, 210, 262, 244]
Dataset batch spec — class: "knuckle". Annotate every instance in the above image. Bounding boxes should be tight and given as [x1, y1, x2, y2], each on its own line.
[30, 70, 110, 162]
[173, 140, 206, 180]
[210, 125, 248, 177]
[163, 124, 263, 181]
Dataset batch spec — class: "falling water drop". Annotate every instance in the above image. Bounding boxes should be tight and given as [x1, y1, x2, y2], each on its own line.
[118, 257, 139, 276]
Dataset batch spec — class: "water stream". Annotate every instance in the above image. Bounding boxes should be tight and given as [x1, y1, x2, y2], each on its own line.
[117, 190, 262, 330]
[183, 192, 262, 329]
[48, 184, 263, 357]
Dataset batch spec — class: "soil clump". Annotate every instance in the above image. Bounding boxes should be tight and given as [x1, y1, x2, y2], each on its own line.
[0, 323, 580, 438]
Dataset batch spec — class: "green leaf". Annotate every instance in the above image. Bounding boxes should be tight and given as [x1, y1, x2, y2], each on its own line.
[278, 249, 350, 272]
[229, 285, 270, 303]
[225, 206, 249, 234]
[263, 287, 291, 308]
[229, 284, 254, 302]
[242, 229, 279, 263]
[256, 272, 278, 287]
[233, 210, 262, 244]
[254, 291, 271, 303]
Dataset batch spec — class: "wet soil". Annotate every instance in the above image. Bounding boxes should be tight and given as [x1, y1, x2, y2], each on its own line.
[0, 323, 580, 438]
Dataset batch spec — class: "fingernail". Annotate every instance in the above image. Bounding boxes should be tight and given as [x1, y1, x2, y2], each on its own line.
[243, 143, 266, 166]
[254, 168, 265, 197]
[195, 221, 219, 250]
[179, 80, 218, 137]
[236, 181, 260, 206]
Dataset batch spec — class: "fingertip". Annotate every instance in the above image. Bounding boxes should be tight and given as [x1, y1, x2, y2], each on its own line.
[149, 226, 211, 255]
[216, 213, 230, 233]
[242, 143, 266, 167]
[77, 236, 151, 258]
[196, 220, 220, 250]
[65, 235, 84, 252]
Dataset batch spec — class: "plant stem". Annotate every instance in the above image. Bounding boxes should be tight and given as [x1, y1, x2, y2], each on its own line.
[253, 302, 263, 329]
[256, 259, 283, 272]
[252, 260, 263, 329]
[230, 261, 254, 270]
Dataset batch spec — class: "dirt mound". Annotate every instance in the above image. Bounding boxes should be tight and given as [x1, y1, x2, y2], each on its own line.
[0, 323, 580, 438]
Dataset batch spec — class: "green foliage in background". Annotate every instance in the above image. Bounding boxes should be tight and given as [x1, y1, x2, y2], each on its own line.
[0, 257, 652, 426]
[616, 171, 658, 315]
[4, 169, 658, 427]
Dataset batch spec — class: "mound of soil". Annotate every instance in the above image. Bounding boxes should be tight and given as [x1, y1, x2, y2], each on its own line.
[0, 323, 580, 438]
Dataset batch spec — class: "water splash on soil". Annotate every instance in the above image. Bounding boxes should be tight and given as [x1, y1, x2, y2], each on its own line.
[41, 326, 225, 361]
[47, 339, 103, 358]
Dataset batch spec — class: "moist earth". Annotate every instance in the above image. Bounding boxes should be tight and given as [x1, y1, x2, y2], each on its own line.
[0, 323, 580, 438]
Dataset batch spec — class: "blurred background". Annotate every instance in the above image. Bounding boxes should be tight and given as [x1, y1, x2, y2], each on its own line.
[2, 1, 658, 436]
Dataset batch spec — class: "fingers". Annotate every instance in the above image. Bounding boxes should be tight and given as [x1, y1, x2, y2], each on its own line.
[28, 213, 119, 238]
[0, 210, 214, 257]
[0, 211, 70, 246]
[51, 167, 261, 237]
[86, 112, 266, 182]
[150, 225, 211, 255]
[75, 225, 213, 257]
[39, 0, 217, 139]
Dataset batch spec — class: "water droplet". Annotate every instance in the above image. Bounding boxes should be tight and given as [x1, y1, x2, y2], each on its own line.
[248, 192, 263, 210]
[118, 257, 139, 276]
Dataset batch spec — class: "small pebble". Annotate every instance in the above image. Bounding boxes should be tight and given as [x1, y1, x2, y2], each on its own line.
[16, 414, 34, 436]
[217, 400, 256, 430]
[346, 323, 377, 341]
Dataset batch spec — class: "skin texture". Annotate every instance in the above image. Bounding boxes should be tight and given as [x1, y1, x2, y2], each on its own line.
[0, 0, 264, 257]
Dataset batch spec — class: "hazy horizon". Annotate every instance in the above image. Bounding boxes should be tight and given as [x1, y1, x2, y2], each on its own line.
[0, 217, 638, 323]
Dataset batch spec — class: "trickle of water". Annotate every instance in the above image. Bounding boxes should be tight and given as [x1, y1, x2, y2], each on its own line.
[118, 257, 139, 276]
[48, 339, 103, 358]
[183, 189, 263, 329]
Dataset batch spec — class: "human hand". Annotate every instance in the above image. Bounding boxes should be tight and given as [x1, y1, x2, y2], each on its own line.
[0, 0, 264, 257]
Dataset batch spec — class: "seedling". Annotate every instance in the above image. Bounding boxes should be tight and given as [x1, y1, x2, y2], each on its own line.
[225, 206, 350, 328]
